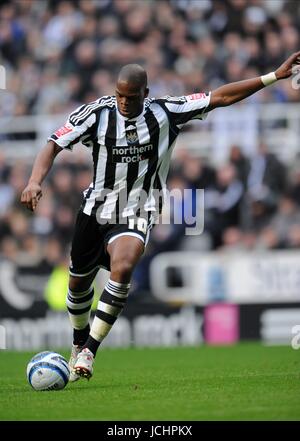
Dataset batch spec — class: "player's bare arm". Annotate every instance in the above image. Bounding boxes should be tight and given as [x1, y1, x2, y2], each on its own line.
[207, 51, 300, 111]
[21, 140, 62, 211]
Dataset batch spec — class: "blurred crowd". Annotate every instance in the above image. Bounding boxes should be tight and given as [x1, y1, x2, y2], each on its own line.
[1, 0, 300, 118]
[1, 0, 300, 293]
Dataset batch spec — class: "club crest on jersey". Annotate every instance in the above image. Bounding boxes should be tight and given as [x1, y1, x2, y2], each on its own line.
[125, 126, 139, 144]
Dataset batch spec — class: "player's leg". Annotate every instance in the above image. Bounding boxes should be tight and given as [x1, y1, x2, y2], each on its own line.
[66, 210, 106, 381]
[86, 235, 144, 349]
[74, 235, 144, 379]
[67, 270, 98, 381]
[67, 270, 98, 345]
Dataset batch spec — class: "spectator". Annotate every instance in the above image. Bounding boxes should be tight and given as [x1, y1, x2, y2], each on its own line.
[205, 163, 244, 247]
[229, 144, 250, 188]
[247, 141, 287, 203]
[270, 194, 300, 245]
[180, 152, 216, 190]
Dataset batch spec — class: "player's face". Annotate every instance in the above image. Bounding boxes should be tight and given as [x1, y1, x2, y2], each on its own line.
[115, 81, 149, 119]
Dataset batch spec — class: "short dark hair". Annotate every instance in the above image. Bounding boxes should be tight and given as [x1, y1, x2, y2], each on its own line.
[117, 64, 148, 89]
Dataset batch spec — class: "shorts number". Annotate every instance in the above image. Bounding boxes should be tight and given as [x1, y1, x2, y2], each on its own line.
[128, 218, 147, 234]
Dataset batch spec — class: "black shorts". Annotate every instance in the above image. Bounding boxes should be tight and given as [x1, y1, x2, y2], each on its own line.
[69, 210, 152, 276]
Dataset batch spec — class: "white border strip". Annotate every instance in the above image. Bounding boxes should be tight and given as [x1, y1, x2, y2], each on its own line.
[107, 232, 145, 245]
[69, 265, 101, 277]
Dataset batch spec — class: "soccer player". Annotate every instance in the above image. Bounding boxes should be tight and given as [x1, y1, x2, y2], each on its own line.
[21, 53, 300, 381]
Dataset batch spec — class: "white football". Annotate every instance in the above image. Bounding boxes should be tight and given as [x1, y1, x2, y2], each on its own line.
[26, 351, 70, 391]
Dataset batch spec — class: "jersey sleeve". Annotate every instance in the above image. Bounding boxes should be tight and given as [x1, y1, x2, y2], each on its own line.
[47, 103, 98, 150]
[162, 92, 211, 127]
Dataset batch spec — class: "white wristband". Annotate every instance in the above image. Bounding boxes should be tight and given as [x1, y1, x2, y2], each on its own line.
[261, 72, 277, 87]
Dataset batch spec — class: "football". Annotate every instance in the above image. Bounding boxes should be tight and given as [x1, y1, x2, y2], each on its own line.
[26, 351, 70, 391]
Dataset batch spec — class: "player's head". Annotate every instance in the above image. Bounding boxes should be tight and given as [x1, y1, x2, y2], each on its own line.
[116, 64, 149, 119]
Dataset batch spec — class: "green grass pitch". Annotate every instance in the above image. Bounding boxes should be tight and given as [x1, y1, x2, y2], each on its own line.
[0, 343, 299, 421]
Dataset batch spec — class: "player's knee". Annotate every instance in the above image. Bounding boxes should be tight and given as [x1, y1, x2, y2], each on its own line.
[110, 259, 135, 281]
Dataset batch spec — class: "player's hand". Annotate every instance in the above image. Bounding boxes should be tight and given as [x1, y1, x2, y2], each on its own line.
[21, 181, 42, 212]
[275, 51, 300, 80]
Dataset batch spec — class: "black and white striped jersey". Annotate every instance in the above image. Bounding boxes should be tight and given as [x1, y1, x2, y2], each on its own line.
[49, 93, 211, 221]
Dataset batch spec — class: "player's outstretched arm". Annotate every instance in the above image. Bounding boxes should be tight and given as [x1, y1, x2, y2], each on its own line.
[21, 140, 62, 211]
[207, 51, 300, 111]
